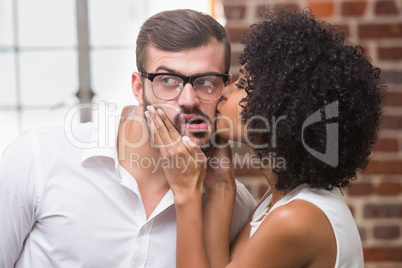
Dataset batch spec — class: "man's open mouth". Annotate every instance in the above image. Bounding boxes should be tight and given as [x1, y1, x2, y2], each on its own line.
[182, 114, 209, 131]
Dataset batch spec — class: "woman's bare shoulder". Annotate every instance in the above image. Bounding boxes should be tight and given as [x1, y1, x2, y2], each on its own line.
[228, 200, 336, 267]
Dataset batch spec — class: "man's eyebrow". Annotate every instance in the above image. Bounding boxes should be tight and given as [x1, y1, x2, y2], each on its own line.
[155, 66, 176, 73]
[155, 66, 223, 76]
[155, 66, 201, 76]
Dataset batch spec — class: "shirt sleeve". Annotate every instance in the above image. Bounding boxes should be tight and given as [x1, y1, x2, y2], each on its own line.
[0, 131, 38, 267]
[230, 180, 256, 243]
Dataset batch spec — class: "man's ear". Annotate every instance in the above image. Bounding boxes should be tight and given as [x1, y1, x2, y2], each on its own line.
[132, 72, 143, 104]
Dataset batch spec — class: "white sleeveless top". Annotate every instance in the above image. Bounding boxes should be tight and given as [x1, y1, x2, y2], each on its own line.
[250, 184, 364, 268]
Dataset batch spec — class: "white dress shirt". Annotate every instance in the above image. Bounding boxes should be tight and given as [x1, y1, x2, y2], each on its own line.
[0, 109, 256, 268]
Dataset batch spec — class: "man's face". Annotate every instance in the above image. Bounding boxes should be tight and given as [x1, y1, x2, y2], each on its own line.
[141, 41, 226, 151]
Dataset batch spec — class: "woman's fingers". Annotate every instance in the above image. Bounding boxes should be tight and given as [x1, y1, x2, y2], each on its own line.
[146, 106, 179, 149]
[144, 109, 168, 157]
[146, 106, 206, 163]
[145, 106, 207, 195]
[181, 135, 207, 168]
[156, 107, 205, 161]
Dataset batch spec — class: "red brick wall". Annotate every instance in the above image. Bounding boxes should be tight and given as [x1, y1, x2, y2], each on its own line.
[220, 0, 402, 267]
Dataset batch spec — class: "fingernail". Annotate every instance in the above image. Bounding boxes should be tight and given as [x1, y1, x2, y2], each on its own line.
[182, 135, 190, 142]
[144, 111, 150, 120]
[157, 109, 164, 116]
[147, 106, 154, 112]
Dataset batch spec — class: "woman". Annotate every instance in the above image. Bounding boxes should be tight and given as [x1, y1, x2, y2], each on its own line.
[145, 7, 385, 268]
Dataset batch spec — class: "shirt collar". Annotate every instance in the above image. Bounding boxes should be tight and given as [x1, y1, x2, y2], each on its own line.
[80, 103, 138, 170]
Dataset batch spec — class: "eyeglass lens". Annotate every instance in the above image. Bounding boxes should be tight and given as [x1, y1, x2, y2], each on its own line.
[152, 74, 224, 100]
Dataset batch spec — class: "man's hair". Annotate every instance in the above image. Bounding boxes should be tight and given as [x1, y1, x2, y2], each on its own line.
[240, 7, 386, 191]
[136, 9, 231, 73]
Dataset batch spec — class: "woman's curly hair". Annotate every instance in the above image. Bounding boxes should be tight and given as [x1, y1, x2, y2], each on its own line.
[239, 7, 386, 191]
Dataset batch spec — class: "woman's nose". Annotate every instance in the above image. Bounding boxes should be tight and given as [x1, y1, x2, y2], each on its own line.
[222, 84, 233, 99]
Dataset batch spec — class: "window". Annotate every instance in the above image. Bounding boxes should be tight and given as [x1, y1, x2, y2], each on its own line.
[0, 0, 215, 154]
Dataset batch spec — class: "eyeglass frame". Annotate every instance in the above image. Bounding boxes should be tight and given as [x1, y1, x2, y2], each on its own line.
[140, 71, 230, 101]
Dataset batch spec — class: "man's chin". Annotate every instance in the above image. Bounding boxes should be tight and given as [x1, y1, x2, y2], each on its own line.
[184, 131, 212, 153]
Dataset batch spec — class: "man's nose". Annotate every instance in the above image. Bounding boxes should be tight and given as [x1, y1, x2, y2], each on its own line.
[177, 83, 200, 108]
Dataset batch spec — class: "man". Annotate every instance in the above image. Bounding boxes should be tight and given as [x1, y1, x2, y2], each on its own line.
[0, 9, 255, 267]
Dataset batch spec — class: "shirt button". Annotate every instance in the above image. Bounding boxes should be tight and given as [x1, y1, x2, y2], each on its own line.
[138, 228, 145, 236]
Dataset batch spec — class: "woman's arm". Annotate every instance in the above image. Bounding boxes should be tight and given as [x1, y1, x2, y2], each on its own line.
[145, 106, 210, 268]
[203, 144, 237, 267]
[175, 192, 210, 268]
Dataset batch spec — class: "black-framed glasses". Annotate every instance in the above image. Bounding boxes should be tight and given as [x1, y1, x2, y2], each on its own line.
[141, 71, 230, 101]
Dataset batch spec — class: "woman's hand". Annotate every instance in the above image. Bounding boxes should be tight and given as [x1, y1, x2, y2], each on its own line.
[145, 106, 207, 204]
